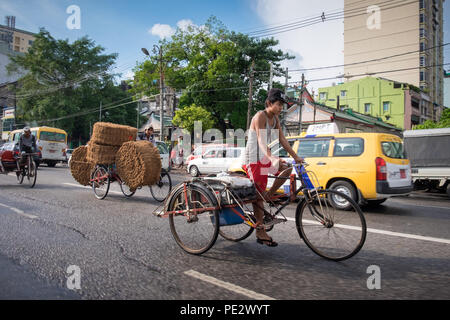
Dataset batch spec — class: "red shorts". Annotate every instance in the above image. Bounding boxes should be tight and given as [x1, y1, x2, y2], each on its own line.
[243, 158, 279, 193]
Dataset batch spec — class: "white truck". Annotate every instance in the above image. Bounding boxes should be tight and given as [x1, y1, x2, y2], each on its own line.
[403, 128, 450, 197]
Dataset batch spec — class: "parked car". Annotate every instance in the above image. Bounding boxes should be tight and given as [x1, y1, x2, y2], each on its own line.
[188, 147, 245, 177]
[186, 143, 235, 165]
[155, 141, 170, 171]
[0, 141, 42, 169]
[229, 132, 413, 210]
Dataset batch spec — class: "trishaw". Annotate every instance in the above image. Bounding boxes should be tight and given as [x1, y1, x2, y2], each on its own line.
[155, 162, 367, 261]
[0, 150, 38, 188]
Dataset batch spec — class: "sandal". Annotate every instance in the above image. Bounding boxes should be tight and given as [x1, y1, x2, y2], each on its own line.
[256, 236, 278, 247]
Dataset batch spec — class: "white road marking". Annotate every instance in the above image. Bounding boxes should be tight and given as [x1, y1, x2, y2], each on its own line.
[0, 202, 38, 219]
[285, 217, 450, 245]
[184, 269, 276, 300]
[63, 183, 124, 195]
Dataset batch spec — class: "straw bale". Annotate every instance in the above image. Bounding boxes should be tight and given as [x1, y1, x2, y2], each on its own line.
[116, 141, 161, 190]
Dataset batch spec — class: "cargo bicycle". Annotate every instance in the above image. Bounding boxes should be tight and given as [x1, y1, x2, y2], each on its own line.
[156, 162, 367, 261]
[90, 164, 172, 202]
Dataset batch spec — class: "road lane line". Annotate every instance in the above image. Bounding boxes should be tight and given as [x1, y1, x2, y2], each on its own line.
[284, 217, 450, 245]
[0, 202, 38, 219]
[184, 270, 276, 300]
[63, 183, 124, 195]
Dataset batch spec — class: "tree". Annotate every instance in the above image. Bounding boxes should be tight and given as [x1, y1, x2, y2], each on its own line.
[172, 105, 215, 136]
[131, 16, 294, 132]
[7, 29, 139, 143]
[414, 108, 450, 129]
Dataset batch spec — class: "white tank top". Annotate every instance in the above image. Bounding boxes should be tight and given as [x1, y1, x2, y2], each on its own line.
[244, 111, 279, 165]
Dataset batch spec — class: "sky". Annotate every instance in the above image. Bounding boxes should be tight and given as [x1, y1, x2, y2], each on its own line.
[1, 0, 449, 93]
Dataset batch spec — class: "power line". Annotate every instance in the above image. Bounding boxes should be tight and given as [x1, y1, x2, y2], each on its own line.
[255, 43, 449, 73]
[248, 0, 418, 38]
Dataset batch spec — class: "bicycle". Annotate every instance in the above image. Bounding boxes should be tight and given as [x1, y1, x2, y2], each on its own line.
[16, 152, 38, 188]
[157, 162, 367, 261]
[91, 164, 172, 202]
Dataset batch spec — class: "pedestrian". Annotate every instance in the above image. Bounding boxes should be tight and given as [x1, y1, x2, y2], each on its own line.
[140, 126, 156, 146]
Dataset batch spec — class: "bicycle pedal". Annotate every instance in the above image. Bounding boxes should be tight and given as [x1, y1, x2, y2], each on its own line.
[263, 217, 287, 228]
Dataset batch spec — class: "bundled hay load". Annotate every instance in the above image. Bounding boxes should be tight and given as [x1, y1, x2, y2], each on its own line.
[70, 146, 95, 186]
[91, 122, 137, 147]
[116, 140, 162, 190]
[86, 143, 119, 165]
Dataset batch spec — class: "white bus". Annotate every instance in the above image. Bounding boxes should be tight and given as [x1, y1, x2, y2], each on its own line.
[10, 126, 68, 167]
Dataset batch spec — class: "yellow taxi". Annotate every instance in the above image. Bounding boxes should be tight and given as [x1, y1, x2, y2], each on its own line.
[229, 130, 413, 210]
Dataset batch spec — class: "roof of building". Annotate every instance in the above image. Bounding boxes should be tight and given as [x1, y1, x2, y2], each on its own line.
[0, 24, 36, 37]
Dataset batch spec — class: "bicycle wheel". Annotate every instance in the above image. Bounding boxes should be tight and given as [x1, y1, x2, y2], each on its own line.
[168, 183, 219, 255]
[26, 157, 37, 188]
[295, 189, 366, 261]
[91, 166, 110, 200]
[16, 167, 24, 184]
[119, 180, 135, 197]
[150, 168, 172, 202]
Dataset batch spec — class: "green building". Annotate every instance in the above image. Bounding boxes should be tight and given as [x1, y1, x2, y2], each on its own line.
[317, 77, 438, 130]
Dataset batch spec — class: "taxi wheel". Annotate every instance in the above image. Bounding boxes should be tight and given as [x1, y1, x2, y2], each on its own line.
[328, 180, 357, 211]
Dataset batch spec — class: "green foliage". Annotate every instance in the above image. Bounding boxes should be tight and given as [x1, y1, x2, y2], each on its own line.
[172, 105, 214, 134]
[413, 108, 450, 129]
[7, 29, 138, 143]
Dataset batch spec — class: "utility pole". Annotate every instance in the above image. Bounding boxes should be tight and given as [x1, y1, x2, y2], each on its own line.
[99, 101, 102, 122]
[282, 67, 288, 135]
[268, 63, 273, 91]
[159, 46, 165, 141]
[137, 98, 141, 129]
[298, 73, 305, 134]
[246, 59, 255, 130]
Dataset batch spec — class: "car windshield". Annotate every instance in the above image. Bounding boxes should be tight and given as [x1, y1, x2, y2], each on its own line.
[381, 141, 406, 159]
[40, 131, 66, 142]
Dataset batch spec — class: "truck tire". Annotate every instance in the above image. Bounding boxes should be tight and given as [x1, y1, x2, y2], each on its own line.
[447, 184, 450, 198]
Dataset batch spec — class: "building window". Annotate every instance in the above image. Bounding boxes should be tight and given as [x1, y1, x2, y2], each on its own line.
[383, 102, 390, 113]
[364, 103, 371, 113]
[28, 40, 34, 45]
[14, 36, 20, 44]
[319, 92, 327, 100]
[420, 56, 426, 67]
[340, 90, 347, 97]
[14, 45, 20, 52]
[420, 28, 426, 38]
[420, 13, 425, 23]
[420, 42, 425, 52]
[420, 0, 425, 9]
[420, 71, 425, 81]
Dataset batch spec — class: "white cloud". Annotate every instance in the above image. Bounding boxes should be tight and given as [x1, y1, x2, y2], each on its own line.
[124, 70, 134, 80]
[177, 19, 195, 31]
[254, 0, 344, 94]
[149, 23, 175, 39]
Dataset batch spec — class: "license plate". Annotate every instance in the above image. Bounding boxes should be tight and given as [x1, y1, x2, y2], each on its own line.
[49, 150, 56, 153]
[400, 169, 406, 179]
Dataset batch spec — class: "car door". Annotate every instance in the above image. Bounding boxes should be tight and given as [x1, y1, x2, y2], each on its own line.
[296, 137, 332, 189]
[201, 149, 218, 173]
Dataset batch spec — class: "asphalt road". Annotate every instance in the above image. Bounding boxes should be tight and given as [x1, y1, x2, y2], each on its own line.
[0, 164, 449, 300]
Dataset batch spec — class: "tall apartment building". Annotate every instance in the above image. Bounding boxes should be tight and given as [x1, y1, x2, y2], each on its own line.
[344, 0, 445, 117]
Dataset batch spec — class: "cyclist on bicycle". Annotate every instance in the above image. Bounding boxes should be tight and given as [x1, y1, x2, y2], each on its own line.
[19, 127, 37, 161]
[243, 88, 304, 247]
